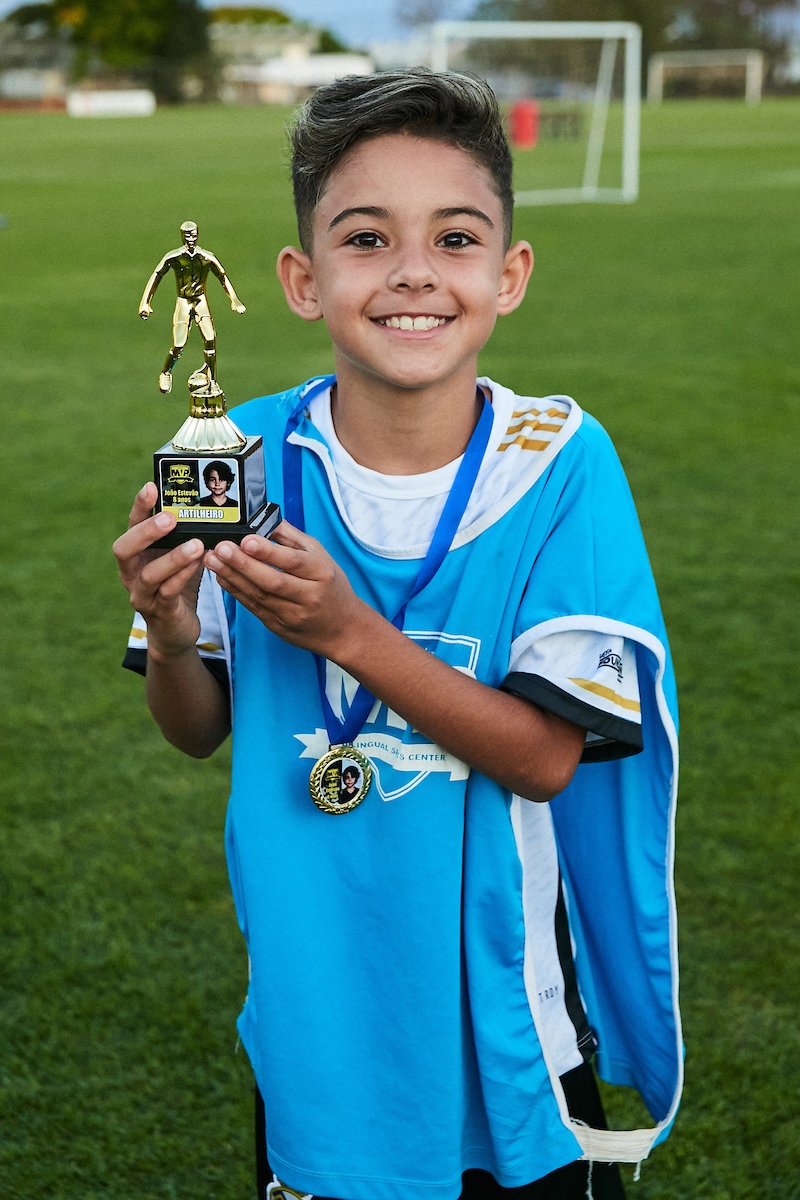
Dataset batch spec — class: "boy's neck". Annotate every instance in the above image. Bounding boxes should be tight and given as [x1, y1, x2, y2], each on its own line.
[330, 362, 485, 476]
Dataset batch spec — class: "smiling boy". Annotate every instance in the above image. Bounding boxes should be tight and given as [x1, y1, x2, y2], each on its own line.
[115, 71, 681, 1200]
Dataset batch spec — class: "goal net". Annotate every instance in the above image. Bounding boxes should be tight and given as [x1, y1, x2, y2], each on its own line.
[421, 21, 641, 207]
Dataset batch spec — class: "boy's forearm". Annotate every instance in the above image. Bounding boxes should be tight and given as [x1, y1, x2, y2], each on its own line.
[146, 643, 230, 759]
[334, 606, 584, 803]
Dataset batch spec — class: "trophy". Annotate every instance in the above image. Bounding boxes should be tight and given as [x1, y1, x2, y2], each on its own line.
[139, 220, 280, 549]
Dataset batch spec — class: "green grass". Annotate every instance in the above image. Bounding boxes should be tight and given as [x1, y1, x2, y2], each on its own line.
[1, 98, 799, 1198]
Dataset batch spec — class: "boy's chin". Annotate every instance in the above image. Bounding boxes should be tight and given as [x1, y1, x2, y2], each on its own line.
[349, 354, 474, 392]
[368, 367, 461, 391]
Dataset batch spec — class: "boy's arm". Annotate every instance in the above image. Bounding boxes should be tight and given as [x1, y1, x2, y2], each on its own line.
[205, 526, 585, 802]
[113, 486, 231, 758]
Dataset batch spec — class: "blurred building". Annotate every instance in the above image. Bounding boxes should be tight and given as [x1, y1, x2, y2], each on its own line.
[211, 7, 372, 104]
[0, 10, 71, 108]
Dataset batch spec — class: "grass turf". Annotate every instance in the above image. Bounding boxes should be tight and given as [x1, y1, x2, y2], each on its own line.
[1, 98, 799, 1198]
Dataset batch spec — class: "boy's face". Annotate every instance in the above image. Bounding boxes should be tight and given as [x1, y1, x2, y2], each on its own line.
[206, 470, 229, 497]
[278, 134, 532, 394]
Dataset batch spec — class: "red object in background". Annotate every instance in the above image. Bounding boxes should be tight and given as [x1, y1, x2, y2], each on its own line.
[509, 99, 539, 149]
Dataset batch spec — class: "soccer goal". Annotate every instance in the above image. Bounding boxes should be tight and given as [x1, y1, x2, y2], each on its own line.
[425, 21, 641, 207]
[647, 50, 764, 105]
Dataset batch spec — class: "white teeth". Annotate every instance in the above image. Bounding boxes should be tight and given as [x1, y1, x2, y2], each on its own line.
[380, 315, 448, 329]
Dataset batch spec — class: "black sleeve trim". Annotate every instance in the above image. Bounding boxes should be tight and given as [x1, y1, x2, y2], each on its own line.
[122, 647, 230, 691]
[500, 672, 643, 764]
[122, 647, 147, 677]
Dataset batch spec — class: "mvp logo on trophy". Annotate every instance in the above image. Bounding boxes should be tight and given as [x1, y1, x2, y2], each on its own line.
[139, 220, 280, 548]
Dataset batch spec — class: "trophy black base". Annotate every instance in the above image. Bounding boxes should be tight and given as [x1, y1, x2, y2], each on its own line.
[152, 435, 280, 550]
[152, 501, 282, 549]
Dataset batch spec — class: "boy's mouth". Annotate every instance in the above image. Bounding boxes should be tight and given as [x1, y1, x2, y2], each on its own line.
[373, 314, 453, 331]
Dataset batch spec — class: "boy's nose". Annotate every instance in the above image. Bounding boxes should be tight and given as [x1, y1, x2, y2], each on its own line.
[386, 249, 439, 292]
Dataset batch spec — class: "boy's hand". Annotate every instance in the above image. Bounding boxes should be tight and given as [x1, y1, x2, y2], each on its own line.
[113, 483, 206, 660]
[205, 522, 367, 660]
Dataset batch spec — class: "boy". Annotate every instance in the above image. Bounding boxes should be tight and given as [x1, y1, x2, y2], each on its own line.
[115, 71, 681, 1200]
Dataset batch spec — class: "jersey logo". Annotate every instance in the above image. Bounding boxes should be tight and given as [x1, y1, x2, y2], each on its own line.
[598, 648, 624, 682]
[294, 632, 481, 802]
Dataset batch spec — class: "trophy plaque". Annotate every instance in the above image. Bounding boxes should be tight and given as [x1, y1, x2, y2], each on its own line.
[139, 220, 281, 549]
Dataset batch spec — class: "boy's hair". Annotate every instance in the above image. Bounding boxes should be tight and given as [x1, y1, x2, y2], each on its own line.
[204, 460, 234, 486]
[289, 68, 514, 253]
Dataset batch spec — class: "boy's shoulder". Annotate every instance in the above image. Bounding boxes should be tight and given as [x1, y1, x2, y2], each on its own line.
[230, 378, 316, 434]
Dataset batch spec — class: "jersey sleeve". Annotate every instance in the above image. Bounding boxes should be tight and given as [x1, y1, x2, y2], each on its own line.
[122, 568, 230, 691]
[502, 629, 642, 762]
[498, 415, 661, 764]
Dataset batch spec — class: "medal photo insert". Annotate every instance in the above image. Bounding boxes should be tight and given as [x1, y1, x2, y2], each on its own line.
[160, 455, 241, 523]
[309, 747, 372, 815]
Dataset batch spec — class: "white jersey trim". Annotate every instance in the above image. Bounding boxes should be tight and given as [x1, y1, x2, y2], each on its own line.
[286, 379, 584, 560]
[511, 615, 681, 1164]
[509, 628, 642, 727]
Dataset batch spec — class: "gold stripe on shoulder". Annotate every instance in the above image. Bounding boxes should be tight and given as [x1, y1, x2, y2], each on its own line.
[505, 418, 565, 436]
[498, 435, 551, 452]
[129, 627, 147, 640]
[197, 641, 222, 652]
[568, 678, 641, 713]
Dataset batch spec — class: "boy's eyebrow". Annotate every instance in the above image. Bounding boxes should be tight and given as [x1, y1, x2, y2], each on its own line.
[433, 206, 494, 229]
[328, 206, 390, 230]
[327, 205, 495, 231]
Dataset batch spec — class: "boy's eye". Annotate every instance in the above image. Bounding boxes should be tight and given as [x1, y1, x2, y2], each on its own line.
[438, 231, 477, 250]
[347, 231, 385, 250]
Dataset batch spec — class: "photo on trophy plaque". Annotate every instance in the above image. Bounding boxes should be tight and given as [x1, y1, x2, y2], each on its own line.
[159, 457, 242, 524]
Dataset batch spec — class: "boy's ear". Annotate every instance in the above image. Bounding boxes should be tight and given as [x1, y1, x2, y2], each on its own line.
[276, 247, 324, 322]
[496, 240, 534, 317]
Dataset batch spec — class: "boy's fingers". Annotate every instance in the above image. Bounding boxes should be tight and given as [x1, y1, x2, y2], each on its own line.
[139, 538, 204, 590]
[270, 520, 315, 550]
[127, 483, 159, 529]
[212, 540, 314, 592]
[154, 555, 205, 600]
[113, 510, 176, 566]
[208, 546, 305, 603]
[240, 532, 329, 580]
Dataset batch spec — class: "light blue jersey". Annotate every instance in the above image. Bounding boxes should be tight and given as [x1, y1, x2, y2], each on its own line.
[126, 377, 681, 1199]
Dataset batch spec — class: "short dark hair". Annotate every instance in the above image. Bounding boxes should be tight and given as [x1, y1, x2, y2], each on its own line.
[204, 460, 234, 486]
[289, 68, 513, 252]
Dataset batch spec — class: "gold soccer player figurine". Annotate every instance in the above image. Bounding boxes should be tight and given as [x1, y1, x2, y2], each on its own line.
[139, 219, 246, 395]
[139, 220, 248, 455]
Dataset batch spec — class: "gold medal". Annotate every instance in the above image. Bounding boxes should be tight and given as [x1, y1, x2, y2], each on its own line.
[309, 744, 373, 814]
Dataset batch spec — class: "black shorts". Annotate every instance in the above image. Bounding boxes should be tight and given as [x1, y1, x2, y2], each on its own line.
[255, 1061, 625, 1200]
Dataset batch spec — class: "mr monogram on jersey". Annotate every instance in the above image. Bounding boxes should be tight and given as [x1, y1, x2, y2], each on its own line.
[294, 631, 480, 802]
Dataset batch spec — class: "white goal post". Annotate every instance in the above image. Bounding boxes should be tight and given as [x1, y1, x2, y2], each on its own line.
[426, 20, 642, 207]
[647, 49, 764, 105]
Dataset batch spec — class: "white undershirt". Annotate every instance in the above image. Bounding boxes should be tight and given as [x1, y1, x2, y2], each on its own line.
[310, 389, 462, 552]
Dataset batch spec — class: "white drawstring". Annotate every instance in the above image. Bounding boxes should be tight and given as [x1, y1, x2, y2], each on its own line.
[266, 1175, 313, 1200]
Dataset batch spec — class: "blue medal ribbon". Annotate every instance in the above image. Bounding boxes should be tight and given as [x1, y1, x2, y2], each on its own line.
[282, 375, 493, 747]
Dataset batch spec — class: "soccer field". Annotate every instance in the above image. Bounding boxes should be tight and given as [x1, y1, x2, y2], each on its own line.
[1, 98, 799, 1197]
